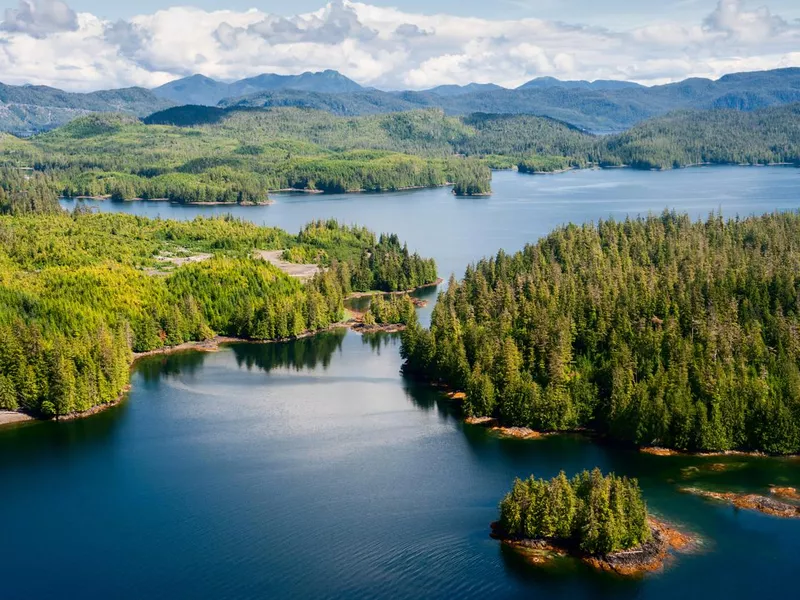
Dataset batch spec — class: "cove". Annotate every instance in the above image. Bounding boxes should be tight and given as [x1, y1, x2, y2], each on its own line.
[1, 166, 796, 599]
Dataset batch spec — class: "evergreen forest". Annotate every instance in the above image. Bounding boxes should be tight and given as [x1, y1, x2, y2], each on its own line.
[498, 469, 650, 555]
[402, 211, 800, 454]
[0, 208, 437, 418]
[0, 104, 797, 204]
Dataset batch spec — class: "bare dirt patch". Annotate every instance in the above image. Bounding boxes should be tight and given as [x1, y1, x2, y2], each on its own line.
[0, 411, 34, 427]
[255, 250, 321, 282]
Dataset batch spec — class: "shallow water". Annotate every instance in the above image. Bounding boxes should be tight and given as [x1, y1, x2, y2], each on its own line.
[3, 166, 798, 598]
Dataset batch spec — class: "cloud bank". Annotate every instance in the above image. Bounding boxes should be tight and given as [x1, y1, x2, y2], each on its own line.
[0, 0, 798, 91]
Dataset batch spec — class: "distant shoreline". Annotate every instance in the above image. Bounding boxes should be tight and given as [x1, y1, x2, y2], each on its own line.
[58, 163, 798, 208]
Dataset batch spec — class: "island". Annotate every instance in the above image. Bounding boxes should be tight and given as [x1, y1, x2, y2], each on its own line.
[492, 469, 691, 575]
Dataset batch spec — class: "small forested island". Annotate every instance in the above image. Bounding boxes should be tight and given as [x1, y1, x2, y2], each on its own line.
[401, 211, 800, 455]
[0, 181, 437, 419]
[492, 469, 690, 575]
[450, 158, 492, 196]
[0, 103, 796, 205]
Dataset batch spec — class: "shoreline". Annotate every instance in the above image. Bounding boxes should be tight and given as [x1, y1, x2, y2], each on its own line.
[61, 196, 273, 206]
[0, 410, 35, 428]
[680, 487, 800, 518]
[56, 164, 799, 208]
[491, 517, 694, 576]
[1, 315, 410, 427]
[346, 278, 443, 299]
[639, 446, 778, 458]
[447, 388, 800, 457]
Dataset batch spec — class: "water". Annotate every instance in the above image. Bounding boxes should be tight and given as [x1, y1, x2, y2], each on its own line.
[2, 167, 798, 598]
[61, 167, 800, 284]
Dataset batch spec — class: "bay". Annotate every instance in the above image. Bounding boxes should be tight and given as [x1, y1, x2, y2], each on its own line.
[2, 166, 797, 599]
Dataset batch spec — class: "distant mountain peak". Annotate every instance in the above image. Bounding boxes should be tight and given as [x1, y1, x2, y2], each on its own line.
[517, 77, 643, 91]
[153, 69, 363, 106]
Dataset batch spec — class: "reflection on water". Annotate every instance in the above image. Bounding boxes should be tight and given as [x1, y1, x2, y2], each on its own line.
[5, 167, 800, 599]
[136, 347, 210, 382]
[2, 329, 800, 599]
[230, 329, 347, 373]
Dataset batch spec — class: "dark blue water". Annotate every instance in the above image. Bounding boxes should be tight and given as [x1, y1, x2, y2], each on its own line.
[2, 167, 797, 599]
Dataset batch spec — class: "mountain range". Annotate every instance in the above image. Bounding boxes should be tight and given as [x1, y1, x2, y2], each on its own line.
[151, 69, 363, 106]
[1, 68, 799, 135]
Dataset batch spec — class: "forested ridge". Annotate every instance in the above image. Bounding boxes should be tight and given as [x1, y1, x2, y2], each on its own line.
[498, 470, 650, 555]
[0, 210, 437, 418]
[1, 105, 796, 205]
[216, 67, 800, 132]
[3, 66, 798, 134]
[401, 211, 800, 454]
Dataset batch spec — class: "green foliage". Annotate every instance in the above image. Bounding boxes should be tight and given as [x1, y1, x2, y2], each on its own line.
[499, 469, 650, 555]
[402, 211, 800, 454]
[364, 295, 417, 326]
[450, 158, 491, 195]
[517, 155, 577, 173]
[0, 207, 435, 417]
[601, 105, 800, 168]
[287, 220, 438, 292]
[2, 105, 796, 206]
[0, 169, 62, 215]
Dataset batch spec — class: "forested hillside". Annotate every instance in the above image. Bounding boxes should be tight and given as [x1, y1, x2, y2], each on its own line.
[2, 67, 798, 135]
[0, 210, 437, 418]
[0, 105, 796, 205]
[153, 70, 363, 106]
[600, 105, 800, 169]
[401, 211, 800, 455]
[0, 83, 173, 135]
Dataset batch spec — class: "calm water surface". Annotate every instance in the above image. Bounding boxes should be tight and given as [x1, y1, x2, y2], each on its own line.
[3, 167, 798, 598]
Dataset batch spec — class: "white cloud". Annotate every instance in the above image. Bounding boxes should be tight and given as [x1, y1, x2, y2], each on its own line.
[0, 0, 797, 91]
[0, 0, 78, 38]
[703, 0, 788, 42]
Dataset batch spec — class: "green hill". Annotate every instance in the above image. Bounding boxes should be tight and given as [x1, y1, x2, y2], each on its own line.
[0, 83, 174, 135]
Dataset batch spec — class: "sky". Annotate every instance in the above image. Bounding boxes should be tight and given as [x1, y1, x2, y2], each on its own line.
[0, 0, 798, 91]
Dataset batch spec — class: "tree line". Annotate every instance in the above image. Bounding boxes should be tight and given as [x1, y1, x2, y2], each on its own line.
[2, 105, 796, 206]
[0, 209, 437, 418]
[498, 469, 650, 555]
[402, 211, 800, 454]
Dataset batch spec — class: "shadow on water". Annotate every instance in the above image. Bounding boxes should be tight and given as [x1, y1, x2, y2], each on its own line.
[136, 349, 211, 383]
[499, 543, 646, 599]
[0, 400, 127, 469]
[229, 329, 347, 373]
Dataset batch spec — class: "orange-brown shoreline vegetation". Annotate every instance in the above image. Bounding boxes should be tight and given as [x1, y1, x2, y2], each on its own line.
[640, 446, 772, 458]
[680, 487, 800, 518]
[770, 486, 800, 501]
[493, 517, 696, 576]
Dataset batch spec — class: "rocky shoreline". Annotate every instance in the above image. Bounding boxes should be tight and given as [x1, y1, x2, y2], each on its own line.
[0, 410, 35, 428]
[640, 446, 771, 458]
[464, 416, 548, 439]
[680, 487, 800, 518]
[491, 517, 693, 576]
